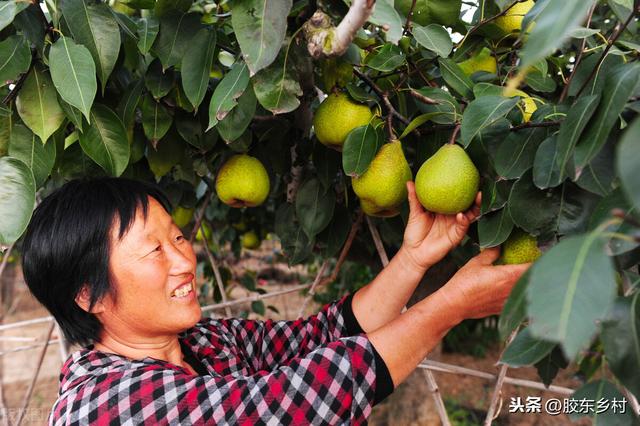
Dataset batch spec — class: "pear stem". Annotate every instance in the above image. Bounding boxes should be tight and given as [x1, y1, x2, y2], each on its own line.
[448, 124, 461, 145]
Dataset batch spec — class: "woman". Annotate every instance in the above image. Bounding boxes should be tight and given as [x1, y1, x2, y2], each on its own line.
[22, 177, 529, 425]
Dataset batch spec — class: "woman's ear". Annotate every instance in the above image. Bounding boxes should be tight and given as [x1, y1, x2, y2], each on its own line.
[75, 285, 105, 314]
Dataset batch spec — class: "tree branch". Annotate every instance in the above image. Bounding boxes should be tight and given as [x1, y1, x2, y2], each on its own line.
[304, 0, 376, 58]
[574, 5, 639, 98]
[559, 3, 597, 102]
[402, 0, 417, 36]
[353, 67, 416, 138]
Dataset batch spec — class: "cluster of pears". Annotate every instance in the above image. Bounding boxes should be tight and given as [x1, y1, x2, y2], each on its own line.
[314, 91, 482, 217]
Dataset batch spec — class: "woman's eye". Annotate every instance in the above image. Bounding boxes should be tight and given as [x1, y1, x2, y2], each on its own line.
[176, 235, 185, 242]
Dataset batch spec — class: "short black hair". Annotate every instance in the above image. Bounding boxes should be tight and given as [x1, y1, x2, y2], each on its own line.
[21, 177, 172, 347]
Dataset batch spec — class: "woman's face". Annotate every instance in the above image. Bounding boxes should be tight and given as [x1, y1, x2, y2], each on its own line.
[99, 196, 201, 338]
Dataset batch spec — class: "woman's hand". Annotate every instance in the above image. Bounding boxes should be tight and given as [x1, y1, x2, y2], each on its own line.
[439, 247, 531, 320]
[399, 181, 481, 272]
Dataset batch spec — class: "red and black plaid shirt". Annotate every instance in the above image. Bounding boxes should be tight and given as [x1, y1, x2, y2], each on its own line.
[49, 294, 393, 425]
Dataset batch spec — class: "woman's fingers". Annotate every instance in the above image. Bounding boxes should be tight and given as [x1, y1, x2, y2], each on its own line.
[406, 181, 425, 222]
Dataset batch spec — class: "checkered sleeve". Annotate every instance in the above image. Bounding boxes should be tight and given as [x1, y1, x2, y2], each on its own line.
[50, 335, 378, 425]
[215, 294, 362, 371]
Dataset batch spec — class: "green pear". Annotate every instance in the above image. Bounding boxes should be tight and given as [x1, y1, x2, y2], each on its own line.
[498, 229, 541, 264]
[415, 144, 479, 214]
[457, 47, 497, 77]
[352, 140, 412, 217]
[215, 154, 270, 208]
[241, 231, 261, 249]
[313, 92, 374, 149]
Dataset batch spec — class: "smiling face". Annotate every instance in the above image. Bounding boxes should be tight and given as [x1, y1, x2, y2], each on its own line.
[94, 196, 202, 340]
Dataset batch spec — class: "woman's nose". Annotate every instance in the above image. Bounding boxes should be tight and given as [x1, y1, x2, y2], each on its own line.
[167, 240, 196, 273]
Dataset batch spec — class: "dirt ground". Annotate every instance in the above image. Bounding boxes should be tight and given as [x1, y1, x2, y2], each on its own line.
[0, 248, 615, 425]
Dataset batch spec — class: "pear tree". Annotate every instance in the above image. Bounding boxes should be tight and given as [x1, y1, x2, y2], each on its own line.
[0, 0, 640, 421]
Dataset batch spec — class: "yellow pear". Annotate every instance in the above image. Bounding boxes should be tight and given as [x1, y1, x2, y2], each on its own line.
[504, 88, 538, 122]
[171, 206, 194, 228]
[494, 0, 535, 35]
[498, 229, 541, 264]
[313, 92, 374, 149]
[241, 231, 261, 249]
[215, 154, 270, 208]
[457, 48, 497, 77]
[352, 140, 413, 217]
[415, 144, 479, 214]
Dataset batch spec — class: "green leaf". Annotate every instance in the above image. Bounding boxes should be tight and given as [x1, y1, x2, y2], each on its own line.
[145, 59, 174, 100]
[152, 12, 202, 70]
[367, 0, 403, 44]
[147, 133, 185, 178]
[527, 232, 616, 360]
[342, 124, 383, 178]
[395, 0, 461, 27]
[480, 179, 511, 214]
[534, 346, 568, 388]
[136, 16, 159, 54]
[141, 95, 172, 143]
[477, 207, 513, 248]
[532, 135, 561, 189]
[0, 1, 29, 32]
[0, 107, 13, 156]
[569, 380, 638, 424]
[494, 127, 546, 180]
[589, 188, 638, 255]
[574, 62, 640, 169]
[554, 94, 599, 182]
[275, 203, 314, 265]
[413, 24, 452, 58]
[111, 10, 138, 40]
[617, 117, 640, 212]
[116, 79, 143, 128]
[500, 327, 556, 367]
[154, 0, 192, 18]
[508, 170, 560, 236]
[413, 87, 460, 125]
[460, 96, 519, 147]
[217, 87, 256, 143]
[59, 97, 83, 131]
[345, 82, 378, 103]
[519, 0, 596, 69]
[367, 43, 405, 72]
[62, 0, 121, 91]
[0, 35, 30, 84]
[295, 178, 336, 239]
[78, 104, 130, 176]
[0, 156, 35, 245]
[601, 293, 640, 400]
[437, 58, 474, 99]
[318, 204, 350, 258]
[181, 27, 216, 110]
[251, 300, 266, 316]
[398, 112, 443, 139]
[312, 140, 341, 191]
[499, 269, 530, 340]
[8, 124, 56, 188]
[567, 52, 623, 98]
[208, 62, 250, 129]
[556, 182, 599, 236]
[15, 66, 65, 143]
[252, 49, 302, 115]
[230, 0, 292, 76]
[13, 4, 44, 55]
[49, 35, 97, 123]
[524, 70, 556, 93]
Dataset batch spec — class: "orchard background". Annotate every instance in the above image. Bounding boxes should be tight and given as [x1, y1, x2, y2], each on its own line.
[0, 0, 639, 424]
